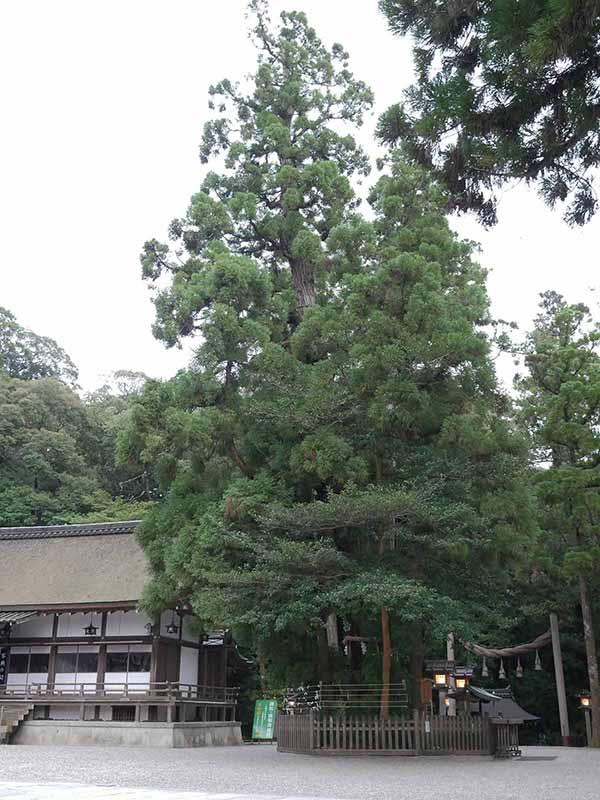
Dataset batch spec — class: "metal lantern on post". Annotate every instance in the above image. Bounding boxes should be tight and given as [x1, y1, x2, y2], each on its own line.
[578, 692, 593, 746]
[434, 672, 449, 688]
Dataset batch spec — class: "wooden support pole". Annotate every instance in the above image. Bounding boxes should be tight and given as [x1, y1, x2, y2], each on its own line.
[446, 632, 456, 717]
[380, 608, 391, 719]
[550, 613, 570, 745]
[325, 613, 339, 651]
[585, 709, 593, 747]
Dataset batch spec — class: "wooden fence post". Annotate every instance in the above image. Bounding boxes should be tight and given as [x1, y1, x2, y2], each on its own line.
[486, 717, 495, 756]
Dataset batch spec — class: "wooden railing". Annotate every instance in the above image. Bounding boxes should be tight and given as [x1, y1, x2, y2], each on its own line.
[0, 681, 239, 706]
[277, 712, 516, 756]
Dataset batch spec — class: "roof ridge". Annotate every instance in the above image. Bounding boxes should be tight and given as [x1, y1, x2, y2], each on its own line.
[0, 520, 141, 540]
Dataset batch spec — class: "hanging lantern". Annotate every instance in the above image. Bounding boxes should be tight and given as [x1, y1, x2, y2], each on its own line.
[516, 658, 524, 678]
[84, 613, 98, 637]
[499, 658, 506, 679]
[481, 657, 489, 678]
[534, 650, 543, 671]
[166, 610, 179, 635]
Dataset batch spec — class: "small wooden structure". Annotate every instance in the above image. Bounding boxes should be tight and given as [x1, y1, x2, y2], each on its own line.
[277, 711, 519, 756]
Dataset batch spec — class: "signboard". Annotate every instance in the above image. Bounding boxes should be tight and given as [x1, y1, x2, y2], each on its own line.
[425, 660, 474, 677]
[252, 699, 277, 740]
[425, 660, 454, 674]
[454, 666, 474, 678]
[0, 648, 8, 686]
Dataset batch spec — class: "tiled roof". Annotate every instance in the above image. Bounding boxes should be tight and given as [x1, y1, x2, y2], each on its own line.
[0, 520, 140, 541]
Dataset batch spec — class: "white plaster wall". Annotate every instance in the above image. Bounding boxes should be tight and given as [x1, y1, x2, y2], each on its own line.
[11, 615, 53, 637]
[57, 612, 102, 637]
[76, 674, 98, 693]
[54, 672, 77, 692]
[105, 610, 151, 636]
[104, 672, 128, 693]
[179, 647, 199, 686]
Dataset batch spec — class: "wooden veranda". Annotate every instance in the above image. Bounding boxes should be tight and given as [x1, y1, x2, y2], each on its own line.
[0, 681, 239, 722]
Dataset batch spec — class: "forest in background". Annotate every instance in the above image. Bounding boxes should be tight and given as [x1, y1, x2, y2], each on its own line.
[2, 0, 600, 745]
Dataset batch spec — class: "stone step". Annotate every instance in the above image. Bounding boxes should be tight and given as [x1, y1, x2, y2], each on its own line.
[0, 704, 34, 741]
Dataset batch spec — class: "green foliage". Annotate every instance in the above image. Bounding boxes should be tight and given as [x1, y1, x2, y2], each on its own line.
[140, 0, 373, 331]
[0, 306, 78, 385]
[0, 377, 100, 525]
[128, 22, 534, 683]
[379, 1, 600, 225]
[0, 355, 153, 525]
[517, 292, 600, 590]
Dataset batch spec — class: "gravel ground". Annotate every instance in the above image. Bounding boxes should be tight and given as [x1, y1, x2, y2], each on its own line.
[0, 744, 599, 800]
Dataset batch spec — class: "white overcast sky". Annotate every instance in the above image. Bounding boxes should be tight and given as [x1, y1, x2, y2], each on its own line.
[1, 0, 599, 391]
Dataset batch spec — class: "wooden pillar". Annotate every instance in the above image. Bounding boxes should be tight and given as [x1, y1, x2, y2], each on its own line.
[550, 613, 570, 745]
[446, 632, 456, 717]
[380, 608, 391, 719]
[47, 645, 57, 692]
[150, 636, 161, 685]
[585, 709, 593, 747]
[97, 644, 107, 693]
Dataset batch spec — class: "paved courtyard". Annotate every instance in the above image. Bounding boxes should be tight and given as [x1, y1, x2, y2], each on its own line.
[0, 744, 599, 800]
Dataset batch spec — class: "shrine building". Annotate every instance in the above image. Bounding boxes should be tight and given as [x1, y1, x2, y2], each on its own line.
[0, 520, 243, 746]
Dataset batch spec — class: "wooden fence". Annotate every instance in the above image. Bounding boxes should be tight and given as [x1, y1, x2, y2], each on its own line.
[277, 712, 518, 756]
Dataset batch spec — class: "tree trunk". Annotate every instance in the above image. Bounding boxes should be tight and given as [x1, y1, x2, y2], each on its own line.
[579, 573, 600, 747]
[325, 612, 339, 651]
[317, 626, 331, 684]
[290, 257, 316, 318]
[258, 655, 268, 695]
[380, 607, 391, 720]
[409, 626, 424, 709]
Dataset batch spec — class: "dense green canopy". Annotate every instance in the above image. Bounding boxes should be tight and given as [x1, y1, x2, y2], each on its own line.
[517, 292, 600, 745]
[379, 1, 600, 225]
[125, 4, 534, 695]
[0, 306, 78, 385]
